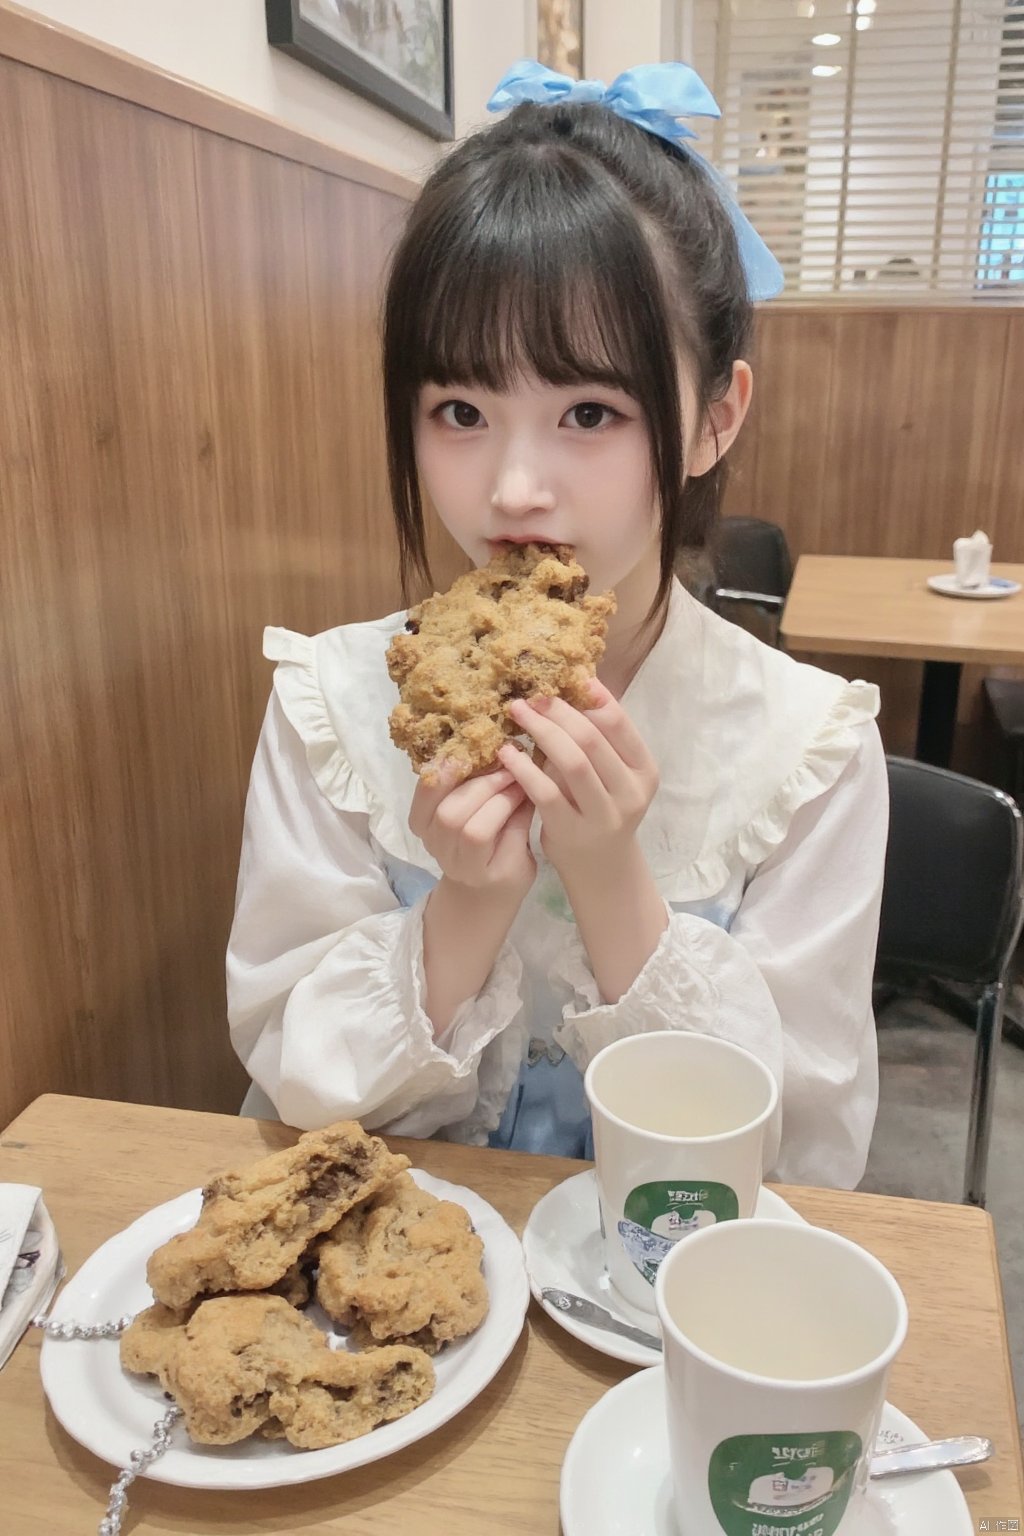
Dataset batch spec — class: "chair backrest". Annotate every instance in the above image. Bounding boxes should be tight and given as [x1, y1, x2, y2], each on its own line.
[709, 517, 793, 600]
[878, 756, 1024, 986]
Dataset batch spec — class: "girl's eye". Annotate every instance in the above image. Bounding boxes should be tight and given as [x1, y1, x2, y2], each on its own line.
[563, 402, 618, 430]
[438, 400, 483, 429]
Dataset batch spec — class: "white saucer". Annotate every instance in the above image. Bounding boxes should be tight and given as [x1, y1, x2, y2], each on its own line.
[927, 573, 1020, 600]
[522, 1170, 805, 1367]
[560, 1366, 973, 1536]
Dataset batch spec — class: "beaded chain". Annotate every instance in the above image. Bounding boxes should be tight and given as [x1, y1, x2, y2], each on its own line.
[95, 1407, 183, 1536]
[32, 1308, 183, 1535]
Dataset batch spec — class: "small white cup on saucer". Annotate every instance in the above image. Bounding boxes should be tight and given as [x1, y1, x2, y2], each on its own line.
[953, 529, 992, 589]
[583, 1032, 778, 1316]
[654, 1219, 908, 1536]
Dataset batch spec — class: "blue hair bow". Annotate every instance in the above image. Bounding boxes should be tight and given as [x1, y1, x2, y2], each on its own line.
[487, 60, 785, 303]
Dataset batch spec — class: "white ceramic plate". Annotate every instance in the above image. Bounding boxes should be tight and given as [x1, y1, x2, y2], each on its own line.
[560, 1365, 973, 1536]
[522, 1169, 805, 1367]
[40, 1170, 528, 1490]
[927, 573, 1021, 600]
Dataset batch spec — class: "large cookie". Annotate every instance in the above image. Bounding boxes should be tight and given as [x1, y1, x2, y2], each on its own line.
[386, 543, 616, 784]
[146, 1123, 409, 1311]
[316, 1172, 488, 1354]
[120, 1301, 191, 1378]
[123, 1294, 434, 1448]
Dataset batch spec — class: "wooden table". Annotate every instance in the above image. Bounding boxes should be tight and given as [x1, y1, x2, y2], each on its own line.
[782, 554, 1024, 766]
[2, 1095, 1022, 1533]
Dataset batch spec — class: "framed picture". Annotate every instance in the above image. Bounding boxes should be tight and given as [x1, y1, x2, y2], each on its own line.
[266, 0, 453, 140]
[537, 0, 583, 79]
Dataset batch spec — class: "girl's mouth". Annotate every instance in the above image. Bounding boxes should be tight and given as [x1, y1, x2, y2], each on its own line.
[488, 536, 564, 548]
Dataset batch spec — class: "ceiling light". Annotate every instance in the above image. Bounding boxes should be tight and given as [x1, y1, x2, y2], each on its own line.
[857, 0, 877, 13]
[812, 63, 842, 76]
[855, 13, 872, 27]
[812, 31, 842, 44]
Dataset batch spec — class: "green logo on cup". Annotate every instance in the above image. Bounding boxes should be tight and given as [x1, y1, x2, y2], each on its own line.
[618, 1181, 739, 1284]
[708, 1431, 862, 1536]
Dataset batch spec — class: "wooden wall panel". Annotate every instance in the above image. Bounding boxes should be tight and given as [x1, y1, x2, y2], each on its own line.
[303, 173, 407, 627]
[194, 133, 331, 776]
[0, 61, 239, 1123]
[301, 167, 467, 636]
[728, 310, 837, 552]
[0, 53, 421, 1128]
[731, 307, 1024, 567]
[726, 305, 1024, 769]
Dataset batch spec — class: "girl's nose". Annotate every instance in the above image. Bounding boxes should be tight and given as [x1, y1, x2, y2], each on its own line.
[489, 456, 556, 516]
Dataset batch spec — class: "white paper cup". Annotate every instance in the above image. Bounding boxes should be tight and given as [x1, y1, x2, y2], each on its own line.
[655, 1219, 908, 1536]
[583, 1033, 779, 1314]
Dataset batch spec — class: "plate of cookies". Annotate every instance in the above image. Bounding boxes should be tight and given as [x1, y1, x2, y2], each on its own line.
[39, 1121, 529, 1488]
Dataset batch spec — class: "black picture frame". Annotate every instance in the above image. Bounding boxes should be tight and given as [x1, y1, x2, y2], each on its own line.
[266, 0, 453, 140]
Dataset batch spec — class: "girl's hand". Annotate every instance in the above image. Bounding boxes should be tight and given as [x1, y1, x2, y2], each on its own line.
[498, 679, 659, 879]
[409, 764, 537, 898]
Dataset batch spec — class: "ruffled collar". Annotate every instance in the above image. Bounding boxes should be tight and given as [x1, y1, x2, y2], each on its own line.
[265, 579, 879, 904]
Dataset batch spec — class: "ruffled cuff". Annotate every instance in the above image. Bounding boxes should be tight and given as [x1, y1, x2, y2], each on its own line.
[394, 894, 525, 1072]
[552, 902, 722, 1066]
[389, 897, 528, 1144]
[359, 895, 527, 1139]
[267, 894, 526, 1135]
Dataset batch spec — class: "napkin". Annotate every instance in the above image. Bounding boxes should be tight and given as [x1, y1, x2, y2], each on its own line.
[953, 528, 992, 587]
[0, 1184, 60, 1370]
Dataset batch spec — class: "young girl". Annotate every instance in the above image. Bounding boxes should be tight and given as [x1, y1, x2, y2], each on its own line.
[227, 62, 887, 1189]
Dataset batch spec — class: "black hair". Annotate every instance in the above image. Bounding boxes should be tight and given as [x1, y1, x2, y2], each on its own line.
[382, 98, 753, 632]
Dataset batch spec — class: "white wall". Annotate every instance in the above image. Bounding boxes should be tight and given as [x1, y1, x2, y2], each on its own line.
[19, 1, 683, 179]
[18, 0, 535, 180]
[584, 1, 669, 83]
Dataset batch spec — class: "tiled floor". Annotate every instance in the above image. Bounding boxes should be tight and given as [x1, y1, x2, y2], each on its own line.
[862, 987, 1024, 1431]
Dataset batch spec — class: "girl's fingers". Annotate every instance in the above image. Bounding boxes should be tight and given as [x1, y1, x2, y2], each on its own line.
[459, 783, 530, 850]
[494, 793, 536, 845]
[540, 757, 577, 810]
[487, 793, 537, 881]
[409, 765, 515, 839]
[579, 678, 656, 773]
[498, 741, 569, 816]
[506, 696, 626, 814]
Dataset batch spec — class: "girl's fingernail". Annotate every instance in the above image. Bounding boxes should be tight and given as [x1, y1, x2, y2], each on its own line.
[530, 695, 551, 712]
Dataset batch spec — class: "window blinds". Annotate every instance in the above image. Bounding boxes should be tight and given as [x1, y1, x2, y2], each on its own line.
[687, 0, 1024, 299]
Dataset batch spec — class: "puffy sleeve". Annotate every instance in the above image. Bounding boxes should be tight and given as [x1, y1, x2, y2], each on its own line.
[226, 644, 525, 1136]
[552, 719, 888, 1188]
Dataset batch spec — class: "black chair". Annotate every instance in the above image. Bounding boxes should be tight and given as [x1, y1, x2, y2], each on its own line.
[983, 676, 1024, 805]
[707, 516, 793, 647]
[875, 756, 1024, 1206]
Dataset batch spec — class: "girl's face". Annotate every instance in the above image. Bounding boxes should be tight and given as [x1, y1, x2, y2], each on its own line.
[413, 372, 662, 597]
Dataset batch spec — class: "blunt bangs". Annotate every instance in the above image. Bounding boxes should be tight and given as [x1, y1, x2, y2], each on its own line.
[404, 154, 673, 400]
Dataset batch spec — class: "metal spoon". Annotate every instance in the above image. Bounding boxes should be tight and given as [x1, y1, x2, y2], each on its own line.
[869, 1436, 993, 1478]
[542, 1286, 662, 1353]
[539, 1288, 994, 1480]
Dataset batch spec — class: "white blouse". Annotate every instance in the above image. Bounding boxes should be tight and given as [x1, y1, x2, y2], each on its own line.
[227, 578, 888, 1189]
